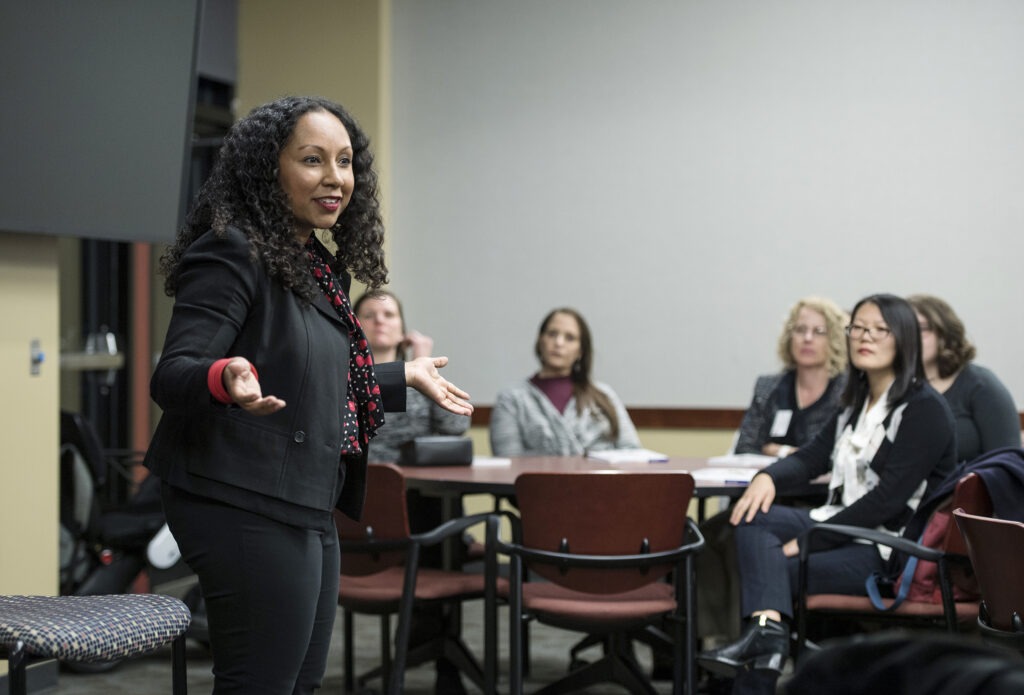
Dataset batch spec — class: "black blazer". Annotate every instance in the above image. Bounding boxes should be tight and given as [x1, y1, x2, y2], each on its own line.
[764, 382, 956, 548]
[145, 227, 406, 521]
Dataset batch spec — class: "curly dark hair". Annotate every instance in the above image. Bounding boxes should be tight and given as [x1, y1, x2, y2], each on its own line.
[160, 96, 387, 299]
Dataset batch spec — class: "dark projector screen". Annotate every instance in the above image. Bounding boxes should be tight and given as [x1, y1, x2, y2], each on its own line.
[0, 1, 200, 243]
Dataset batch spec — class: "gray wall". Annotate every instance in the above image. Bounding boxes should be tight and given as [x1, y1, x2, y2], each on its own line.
[386, 0, 1024, 409]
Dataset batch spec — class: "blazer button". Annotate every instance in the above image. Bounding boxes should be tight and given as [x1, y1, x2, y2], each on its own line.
[293, 431, 306, 443]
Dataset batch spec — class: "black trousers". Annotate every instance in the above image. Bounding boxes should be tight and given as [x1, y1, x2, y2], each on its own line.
[734, 504, 885, 619]
[163, 485, 340, 694]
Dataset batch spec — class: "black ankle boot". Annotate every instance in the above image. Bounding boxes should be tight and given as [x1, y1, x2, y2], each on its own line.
[697, 614, 790, 677]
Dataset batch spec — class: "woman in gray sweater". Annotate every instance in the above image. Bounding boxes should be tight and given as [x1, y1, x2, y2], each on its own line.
[490, 307, 639, 456]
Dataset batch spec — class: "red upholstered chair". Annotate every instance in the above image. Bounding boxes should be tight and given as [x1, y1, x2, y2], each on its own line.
[953, 508, 1024, 654]
[497, 471, 704, 695]
[335, 463, 501, 695]
[794, 472, 992, 657]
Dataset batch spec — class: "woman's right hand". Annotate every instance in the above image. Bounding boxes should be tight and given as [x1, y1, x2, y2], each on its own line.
[729, 472, 777, 525]
[223, 357, 286, 415]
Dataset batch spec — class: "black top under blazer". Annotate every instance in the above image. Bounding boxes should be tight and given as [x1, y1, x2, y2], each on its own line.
[145, 227, 406, 523]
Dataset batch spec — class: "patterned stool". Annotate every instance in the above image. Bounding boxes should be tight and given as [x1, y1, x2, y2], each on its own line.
[0, 594, 191, 695]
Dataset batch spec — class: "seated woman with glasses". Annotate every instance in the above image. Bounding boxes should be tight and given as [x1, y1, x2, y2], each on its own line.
[489, 307, 640, 456]
[908, 294, 1020, 462]
[698, 294, 957, 695]
[734, 297, 849, 457]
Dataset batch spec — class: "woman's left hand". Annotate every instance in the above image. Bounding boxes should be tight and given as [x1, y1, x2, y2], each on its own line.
[782, 538, 800, 558]
[405, 356, 474, 416]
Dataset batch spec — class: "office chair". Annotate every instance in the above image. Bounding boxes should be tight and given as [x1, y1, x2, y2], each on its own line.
[335, 463, 501, 695]
[794, 472, 992, 657]
[0, 593, 191, 695]
[497, 471, 704, 695]
[953, 508, 1024, 654]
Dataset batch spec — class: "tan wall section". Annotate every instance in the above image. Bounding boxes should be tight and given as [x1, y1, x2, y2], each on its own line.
[0, 232, 60, 595]
[236, 0, 389, 177]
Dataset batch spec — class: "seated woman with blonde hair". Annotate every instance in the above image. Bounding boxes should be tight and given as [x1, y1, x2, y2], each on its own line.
[734, 296, 849, 457]
[698, 297, 848, 652]
[908, 294, 1020, 462]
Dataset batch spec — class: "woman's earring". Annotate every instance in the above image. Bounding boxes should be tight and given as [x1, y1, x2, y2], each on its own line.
[571, 359, 583, 377]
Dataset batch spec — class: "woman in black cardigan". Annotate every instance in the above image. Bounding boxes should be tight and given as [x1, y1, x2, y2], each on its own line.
[146, 96, 472, 694]
[699, 294, 956, 693]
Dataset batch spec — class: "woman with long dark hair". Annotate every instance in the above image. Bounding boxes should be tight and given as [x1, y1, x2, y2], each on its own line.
[146, 96, 472, 694]
[489, 307, 640, 456]
[698, 294, 957, 693]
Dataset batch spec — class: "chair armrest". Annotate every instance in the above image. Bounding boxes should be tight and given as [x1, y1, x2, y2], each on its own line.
[411, 511, 496, 548]
[800, 523, 943, 563]
[793, 521, 960, 660]
[686, 518, 706, 554]
[496, 517, 704, 570]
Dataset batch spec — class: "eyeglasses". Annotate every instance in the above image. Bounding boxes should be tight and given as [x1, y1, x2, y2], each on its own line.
[790, 325, 828, 338]
[845, 324, 892, 340]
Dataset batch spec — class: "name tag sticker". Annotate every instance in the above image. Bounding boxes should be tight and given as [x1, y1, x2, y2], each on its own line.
[770, 410, 793, 438]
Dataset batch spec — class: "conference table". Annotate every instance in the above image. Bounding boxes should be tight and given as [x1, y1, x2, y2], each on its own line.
[394, 455, 828, 524]
[389, 455, 829, 680]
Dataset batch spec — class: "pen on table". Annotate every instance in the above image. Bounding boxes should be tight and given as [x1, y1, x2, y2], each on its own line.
[724, 479, 750, 485]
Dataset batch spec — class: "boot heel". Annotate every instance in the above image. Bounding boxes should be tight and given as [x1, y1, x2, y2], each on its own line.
[752, 651, 786, 674]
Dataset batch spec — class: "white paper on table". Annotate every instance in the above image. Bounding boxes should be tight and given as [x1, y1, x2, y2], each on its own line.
[585, 448, 670, 463]
[706, 453, 777, 467]
[690, 467, 759, 484]
[472, 456, 512, 467]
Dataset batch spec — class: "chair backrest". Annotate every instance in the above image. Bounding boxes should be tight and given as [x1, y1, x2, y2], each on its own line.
[953, 508, 1024, 631]
[513, 471, 695, 594]
[943, 472, 993, 556]
[334, 463, 411, 575]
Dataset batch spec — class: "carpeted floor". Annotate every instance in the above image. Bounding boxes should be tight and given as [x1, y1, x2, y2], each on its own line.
[47, 595, 686, 694]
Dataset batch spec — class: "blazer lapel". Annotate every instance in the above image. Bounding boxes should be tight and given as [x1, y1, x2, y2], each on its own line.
[312, 291, 347, 326]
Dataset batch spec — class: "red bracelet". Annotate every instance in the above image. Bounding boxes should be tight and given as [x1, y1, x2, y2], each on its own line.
[207, 359, 259, 404]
